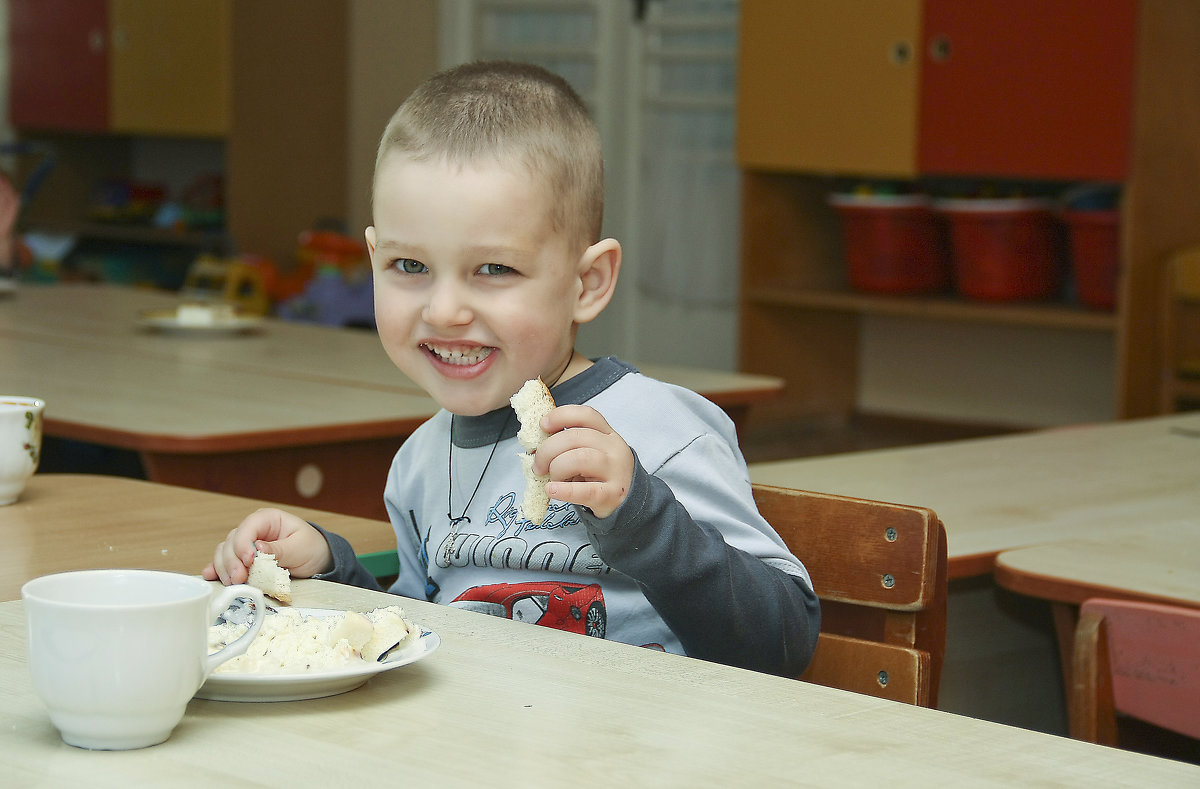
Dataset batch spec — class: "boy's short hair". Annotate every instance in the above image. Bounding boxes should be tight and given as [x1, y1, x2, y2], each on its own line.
[375, 60, 604, 248]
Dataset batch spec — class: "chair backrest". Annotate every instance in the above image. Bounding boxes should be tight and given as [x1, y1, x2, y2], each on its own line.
[752, 483, 948, 707]
[1160, 246, 1200, 412]
[1071, 597, 1200, 745]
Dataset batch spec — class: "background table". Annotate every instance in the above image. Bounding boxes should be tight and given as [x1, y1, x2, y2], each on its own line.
[994, 519, 1200, 691]
[0, 474, 395, 601]
[1, 577, 1196, 786]
[750, 412, 1200, 579]
[1, 284, 781, 518]
[750, 412, 1200, 734]
[1, 332, 432, 518]
[0, 283, 783, 413]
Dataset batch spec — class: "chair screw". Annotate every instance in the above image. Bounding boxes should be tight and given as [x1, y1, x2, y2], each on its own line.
[878, 670, 889, 687]
[882, 573, 895, 589]
[885, 527, 898, 542]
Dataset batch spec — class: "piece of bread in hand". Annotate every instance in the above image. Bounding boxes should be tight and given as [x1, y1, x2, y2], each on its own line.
[510, 377, 555, 523]
[248, 550, 292, 603]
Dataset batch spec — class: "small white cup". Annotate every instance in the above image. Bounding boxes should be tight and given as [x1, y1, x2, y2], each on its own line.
[0, 396, 44, 505]
[21, 569, 266, 750]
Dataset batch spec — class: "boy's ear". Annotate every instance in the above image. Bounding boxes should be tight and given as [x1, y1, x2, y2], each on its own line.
[365, 226, 377, 258]
[574, 237, 621, 324]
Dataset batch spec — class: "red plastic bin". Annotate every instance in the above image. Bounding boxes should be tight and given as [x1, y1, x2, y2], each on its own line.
[1065, 209, 1120, 310]
[829, 194, 948, 295]
[937, 198, 1060, 302]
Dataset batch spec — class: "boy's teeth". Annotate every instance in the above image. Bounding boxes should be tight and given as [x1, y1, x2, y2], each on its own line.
[427, 344, 492, 365]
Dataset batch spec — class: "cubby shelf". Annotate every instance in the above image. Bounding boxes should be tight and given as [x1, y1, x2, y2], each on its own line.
[736, 0, 1200, 422]
[742, 287, 1116, 333]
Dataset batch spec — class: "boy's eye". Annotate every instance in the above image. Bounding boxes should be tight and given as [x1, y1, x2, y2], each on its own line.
[394, 258, 427, 274]
[479, 263, 514, 276]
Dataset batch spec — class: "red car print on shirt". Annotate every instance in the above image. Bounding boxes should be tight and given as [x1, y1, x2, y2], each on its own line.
[450, 581, 607, 638]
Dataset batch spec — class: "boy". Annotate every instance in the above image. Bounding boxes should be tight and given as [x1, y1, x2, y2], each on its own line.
[205, 61, 819, 677]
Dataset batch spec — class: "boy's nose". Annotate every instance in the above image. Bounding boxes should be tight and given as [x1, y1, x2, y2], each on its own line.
[423, 280, 473, 327]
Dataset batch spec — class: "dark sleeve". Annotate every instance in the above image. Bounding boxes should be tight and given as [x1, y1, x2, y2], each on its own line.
[582, 459, 821, 678]
[308, 523, 386, 592]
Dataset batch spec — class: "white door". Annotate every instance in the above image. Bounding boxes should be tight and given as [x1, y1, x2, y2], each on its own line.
[439, 0, 742, 370]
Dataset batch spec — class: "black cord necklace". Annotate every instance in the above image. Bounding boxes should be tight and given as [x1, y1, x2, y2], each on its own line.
[445, 355, 572, 533]
[447, 410, 512, 531]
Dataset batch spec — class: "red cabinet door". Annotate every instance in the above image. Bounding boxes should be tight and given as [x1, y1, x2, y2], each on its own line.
[8, 0, 109, 132]
[918, 0, 1137, 180]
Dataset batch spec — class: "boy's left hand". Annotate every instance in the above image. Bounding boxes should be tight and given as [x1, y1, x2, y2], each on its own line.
[535, 404, 634, 519]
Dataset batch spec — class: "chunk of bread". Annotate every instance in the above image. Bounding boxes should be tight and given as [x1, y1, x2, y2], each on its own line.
[361, 606, 418, 662]
[510, 377, 555, 523]
[511, 377, 554, 452]
[248, 551, 292, 603]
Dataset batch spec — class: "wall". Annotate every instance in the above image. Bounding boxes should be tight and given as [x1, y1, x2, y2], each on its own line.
[859, 316, 1117, 426]
[347, 0, 437, 238]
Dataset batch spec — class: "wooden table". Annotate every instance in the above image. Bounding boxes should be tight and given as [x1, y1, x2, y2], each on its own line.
[750, 412, 1200, 732]
[994, 519, 1200, 693]
[750, 412, 1200, 579]
[1, 577, 1196, 784]
[0, 474, 395, 602]
[0, 332, 432, 518]
[1, 284, 782, 519]
[0, 283, 783, 406]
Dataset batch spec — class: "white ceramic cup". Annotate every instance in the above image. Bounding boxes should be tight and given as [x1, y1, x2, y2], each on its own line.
[0, 396, 44, 505]
[21, 569, 266, 750]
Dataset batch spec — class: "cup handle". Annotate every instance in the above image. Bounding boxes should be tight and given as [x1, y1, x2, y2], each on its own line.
[205, 584, 267, 675]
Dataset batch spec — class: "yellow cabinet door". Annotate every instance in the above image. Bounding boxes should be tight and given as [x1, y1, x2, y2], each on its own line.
[736, 0, 922, 176]
[109, 0, 231, 136]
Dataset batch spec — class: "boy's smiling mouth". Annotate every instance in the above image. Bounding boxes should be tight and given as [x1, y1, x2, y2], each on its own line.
[422, 342, 495, 367]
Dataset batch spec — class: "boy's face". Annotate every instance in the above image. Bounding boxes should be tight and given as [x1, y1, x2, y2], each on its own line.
[367, 152, 586, 416]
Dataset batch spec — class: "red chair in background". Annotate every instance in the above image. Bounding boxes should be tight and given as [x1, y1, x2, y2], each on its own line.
[1071, 598, 1200, 758]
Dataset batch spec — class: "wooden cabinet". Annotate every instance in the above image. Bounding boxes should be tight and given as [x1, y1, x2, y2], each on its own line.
[8, 0, 229, 137]
[918, 0, 1136, 181]
[8, 0, 109, 133]
[6, 0, 438, 271]
[108, 0, 230, 137]
[737, 1, 923, 177]
[737, 0, 1200, 421]
[737, 0, 1136, 181]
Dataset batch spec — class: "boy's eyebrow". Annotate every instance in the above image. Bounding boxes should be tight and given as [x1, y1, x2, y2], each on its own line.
[371, 238, 428, 258]
[375, 238, 528, 261]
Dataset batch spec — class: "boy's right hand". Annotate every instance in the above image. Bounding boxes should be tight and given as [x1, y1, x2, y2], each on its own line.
[202, 507, 334, 586]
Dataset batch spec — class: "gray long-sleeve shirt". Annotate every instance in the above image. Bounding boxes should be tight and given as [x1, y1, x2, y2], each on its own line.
[317, 357, 819, 677]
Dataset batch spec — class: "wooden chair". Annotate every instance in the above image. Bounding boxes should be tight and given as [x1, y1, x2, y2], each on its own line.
[358, 485, 949, 707]
[752, 483, 948, 707]
[1070, 598, 1200, 749]
[1160, 246, 1200, 412]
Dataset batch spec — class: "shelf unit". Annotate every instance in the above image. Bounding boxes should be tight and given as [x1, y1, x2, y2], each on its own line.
[8, 1, 439, 277]
[744, 287, 1116, 334]
[736, 0, 1200, 424]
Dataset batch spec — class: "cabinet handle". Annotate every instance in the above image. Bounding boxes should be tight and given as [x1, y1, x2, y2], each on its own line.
[929, 35, 951, 63]
[889, 40, 913, 65]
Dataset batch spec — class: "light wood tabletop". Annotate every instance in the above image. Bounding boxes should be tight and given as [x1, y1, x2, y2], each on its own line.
[0, 282, 783, 405]
[0, 333, 434, 450]
[1, 332, 430, 518]
[994, 518, 1200, 610]
[750, 412, 1200, 580]
[2, 577, 1197, 785]
[993, 517, 1200, 698]
[2, 283, 781, 518]
[0, 474, 395, 602]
